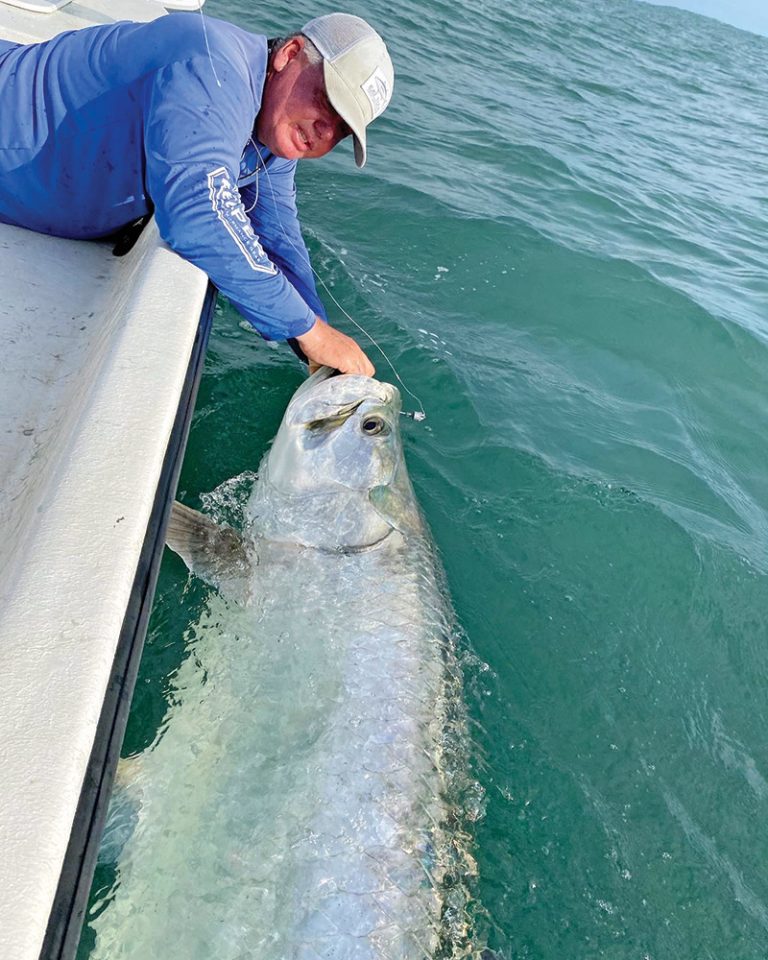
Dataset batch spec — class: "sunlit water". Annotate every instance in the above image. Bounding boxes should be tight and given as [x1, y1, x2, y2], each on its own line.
[79, 0, 768, 956]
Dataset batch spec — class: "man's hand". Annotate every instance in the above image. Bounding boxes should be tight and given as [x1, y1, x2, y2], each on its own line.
[296, 317, 375, 377]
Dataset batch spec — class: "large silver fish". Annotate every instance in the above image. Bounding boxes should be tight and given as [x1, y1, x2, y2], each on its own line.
[90, 369, 477, 958]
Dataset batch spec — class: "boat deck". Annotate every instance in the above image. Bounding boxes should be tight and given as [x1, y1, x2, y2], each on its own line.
[0, 2, 213, 957]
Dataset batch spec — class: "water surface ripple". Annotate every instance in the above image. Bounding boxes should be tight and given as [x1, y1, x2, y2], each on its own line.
[78, 1, 768, 957]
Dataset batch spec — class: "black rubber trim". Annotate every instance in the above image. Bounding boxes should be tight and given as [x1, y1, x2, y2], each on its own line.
[111, 214, 153, 257]
[39, 282, 217, 960]
[287, 335, 309, 365]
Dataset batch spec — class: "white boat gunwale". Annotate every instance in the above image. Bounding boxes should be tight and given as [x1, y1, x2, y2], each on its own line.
[39, 284, 216, 960]
[0, 2, 217, 958]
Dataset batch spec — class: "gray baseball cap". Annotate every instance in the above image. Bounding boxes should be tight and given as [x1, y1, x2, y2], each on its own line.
[301, 13, 394, 168]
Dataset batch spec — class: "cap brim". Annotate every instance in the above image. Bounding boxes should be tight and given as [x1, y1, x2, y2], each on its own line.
[323, 60, 368, 168]
[352, 135, 366, 168]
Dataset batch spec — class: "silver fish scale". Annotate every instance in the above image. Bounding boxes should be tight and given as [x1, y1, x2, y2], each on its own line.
[267, 531, 459, 959]
[91, 525, 470, 959]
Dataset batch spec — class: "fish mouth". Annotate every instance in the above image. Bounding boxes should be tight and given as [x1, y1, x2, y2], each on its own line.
[287, 366, 338, 407]
[304, 398, 364, 433]
[288, 368, 399, 427]
[302, 365, 336, 387]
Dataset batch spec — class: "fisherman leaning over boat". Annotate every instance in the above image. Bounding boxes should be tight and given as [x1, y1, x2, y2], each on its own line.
[0, 12, 392, 376]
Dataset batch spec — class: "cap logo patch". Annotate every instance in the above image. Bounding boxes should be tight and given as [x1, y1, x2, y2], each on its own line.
[361, 67, 390, 119]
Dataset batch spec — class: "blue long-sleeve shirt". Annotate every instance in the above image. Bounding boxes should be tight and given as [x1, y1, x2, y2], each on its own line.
[0, 15, 325, 339]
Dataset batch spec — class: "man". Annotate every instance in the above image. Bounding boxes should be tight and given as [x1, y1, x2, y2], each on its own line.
[0, 11, 394, 375]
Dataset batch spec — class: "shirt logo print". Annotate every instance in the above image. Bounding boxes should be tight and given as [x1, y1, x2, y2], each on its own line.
[207, 166, 276, 274]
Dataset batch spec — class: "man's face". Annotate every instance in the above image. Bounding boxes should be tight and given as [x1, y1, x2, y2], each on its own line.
[257, 38, 351, 160]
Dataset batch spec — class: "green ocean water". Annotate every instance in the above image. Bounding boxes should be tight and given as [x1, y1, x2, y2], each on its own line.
[79, 0, 768, 956]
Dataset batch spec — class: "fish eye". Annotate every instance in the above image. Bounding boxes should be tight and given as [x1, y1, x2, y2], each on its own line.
[361, 415, 388, 437]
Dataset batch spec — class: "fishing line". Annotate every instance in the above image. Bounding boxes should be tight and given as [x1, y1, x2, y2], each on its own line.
[195, 14, 424, 416]
[242, 160, 259, 213]
[197, 0, 222, 88]
[250, 140, 427, 421]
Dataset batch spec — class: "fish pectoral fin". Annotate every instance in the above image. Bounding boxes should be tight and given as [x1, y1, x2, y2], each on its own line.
[166, 501, 252, 592]
[98, 755, 144, 866]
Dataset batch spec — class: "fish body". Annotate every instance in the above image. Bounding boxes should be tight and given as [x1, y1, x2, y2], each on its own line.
[91, 370, 472, 958]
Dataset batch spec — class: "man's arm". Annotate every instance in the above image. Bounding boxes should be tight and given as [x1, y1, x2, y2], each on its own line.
[240, 157, 326, 320]
[144, 56, 315, 340]
[143, 55, 372, 374]
[242, 155, 374, 376]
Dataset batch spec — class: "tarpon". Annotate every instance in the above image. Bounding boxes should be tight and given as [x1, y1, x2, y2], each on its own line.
[90, 368, 477, 958]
